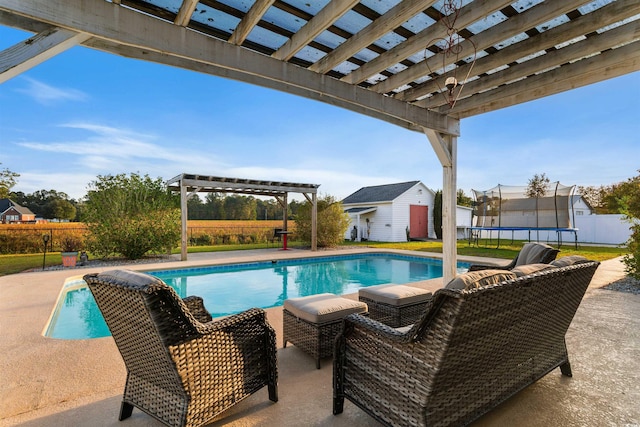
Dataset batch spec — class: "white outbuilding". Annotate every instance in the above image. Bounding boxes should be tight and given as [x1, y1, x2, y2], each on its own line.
[342, 181, 474, 243]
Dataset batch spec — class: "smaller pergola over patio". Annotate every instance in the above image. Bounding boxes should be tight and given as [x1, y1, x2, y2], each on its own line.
[167, 173, 320, 260]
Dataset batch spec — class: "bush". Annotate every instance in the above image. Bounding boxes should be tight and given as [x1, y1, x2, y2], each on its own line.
[623, 224, 640, 280]
[82, 173, 181, 259]
[295, 195, 350, 248]
[618, 171, 640, 279]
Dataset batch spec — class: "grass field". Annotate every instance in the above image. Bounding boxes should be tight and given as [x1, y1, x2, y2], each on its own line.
[0, 238, 627, 277]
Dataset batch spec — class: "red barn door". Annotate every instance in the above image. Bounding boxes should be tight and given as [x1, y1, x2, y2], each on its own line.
[410, 205, 428, 239]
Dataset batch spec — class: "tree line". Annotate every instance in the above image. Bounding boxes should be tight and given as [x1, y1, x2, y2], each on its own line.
[1, 164, 306, 222]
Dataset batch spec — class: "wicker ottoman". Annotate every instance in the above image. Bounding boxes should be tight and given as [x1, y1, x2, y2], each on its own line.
[283, 293, 368, 369]
[358, 284, 432, 328]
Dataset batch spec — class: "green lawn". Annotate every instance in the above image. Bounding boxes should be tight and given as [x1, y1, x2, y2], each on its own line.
[0, 239, 627, 277]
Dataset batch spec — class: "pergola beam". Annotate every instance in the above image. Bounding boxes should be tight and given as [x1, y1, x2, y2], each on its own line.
[0, 0, 458, 136]
[0, 26, 89, 83]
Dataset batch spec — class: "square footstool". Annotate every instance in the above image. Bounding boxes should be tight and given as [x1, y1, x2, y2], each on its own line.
[358, 284, 432, 328]
[283, 293, 368, 369]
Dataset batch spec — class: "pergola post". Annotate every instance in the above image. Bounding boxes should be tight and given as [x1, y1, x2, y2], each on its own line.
[180, 180, 188, 261]
[311, 192, 317, 251]
[424, 129, 458, 284]
[282, 192, 288, 232]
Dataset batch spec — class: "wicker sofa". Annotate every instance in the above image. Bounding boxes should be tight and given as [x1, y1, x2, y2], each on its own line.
[333, 259, 599, 427]
[84, 269, 278, 427]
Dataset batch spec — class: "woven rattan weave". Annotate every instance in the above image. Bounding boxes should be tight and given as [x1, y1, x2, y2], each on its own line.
[334, 261, 599, 427]
[84, 269, 278, 427]
[283, 308, 348, 369]
[358, 295, 431, 328]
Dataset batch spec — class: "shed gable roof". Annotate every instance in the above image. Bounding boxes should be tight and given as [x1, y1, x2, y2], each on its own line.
[342, 181, 421, 205]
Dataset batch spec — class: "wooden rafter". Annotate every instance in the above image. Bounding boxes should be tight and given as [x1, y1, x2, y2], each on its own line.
[372, 0, 591, 94]
[228, 0, 275, 45]
[341, 0, 513, 85]
[272, 0, 359, 61]
[174, 0, 198, 26]
[411, 0, 640, 106]
[309, 0, 438, 74]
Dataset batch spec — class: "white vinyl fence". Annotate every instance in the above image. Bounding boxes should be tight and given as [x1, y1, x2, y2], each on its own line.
[574, 214, 632, 245]
[472, 214, 632, 246]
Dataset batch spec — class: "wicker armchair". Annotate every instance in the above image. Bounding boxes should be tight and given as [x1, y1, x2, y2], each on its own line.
[84, 269, 278, 427]
[468, 241, 560, 271]
[334, 261, 599, 427]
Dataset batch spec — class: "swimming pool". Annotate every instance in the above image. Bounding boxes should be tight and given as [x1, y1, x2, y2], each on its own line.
[44, 253, 470, 339]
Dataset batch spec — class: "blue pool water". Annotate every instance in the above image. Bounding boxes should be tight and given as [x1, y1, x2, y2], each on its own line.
[44, 253, 469, 339]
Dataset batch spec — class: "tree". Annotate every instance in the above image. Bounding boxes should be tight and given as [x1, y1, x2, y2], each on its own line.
[186, 194, 207, 220]
[82, 173, 181, 259]
[0, 164, 19, 199]
[295, 194, 350, 248]
[224, 195, 257, 220]
[49, 198, 76, 221]
[12, 189, 78, 220]
[525, 173, 550, 198]
[433, 190, 443, 240]
[205, 192, 225, 219]
[614, 170, 640, 279]
[456, 189, 473, 207]
[432, 188, 470, 240]
[526, 173, 551, 232]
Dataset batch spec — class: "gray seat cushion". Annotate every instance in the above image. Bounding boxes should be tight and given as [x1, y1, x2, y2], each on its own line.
[359, 284, 432, 306]
[284, 293, 367, 324]
[551, 255, 591, 267]
[511, 263, 557, 277]
[445, 269, 517, 291]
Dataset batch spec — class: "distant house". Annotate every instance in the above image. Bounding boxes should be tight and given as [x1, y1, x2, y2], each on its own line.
[342, 181, 472, 242]
[0, 199, 36, 224]
[571, 195, 594, 216]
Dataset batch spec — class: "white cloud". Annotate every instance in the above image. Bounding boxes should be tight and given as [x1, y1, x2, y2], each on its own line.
[16, 77, 87, 105]
[17, 122, 230, 173]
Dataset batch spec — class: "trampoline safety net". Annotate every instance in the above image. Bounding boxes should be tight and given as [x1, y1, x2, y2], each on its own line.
[472, 182, 576, 229]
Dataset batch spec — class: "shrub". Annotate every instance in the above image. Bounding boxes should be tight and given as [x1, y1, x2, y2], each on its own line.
[82, 173, 181, 259]
[618, 171, 640, 279]
[60, 236, 83, 252]
[622, 224, 639, 280]
[295, 195, 350, 248]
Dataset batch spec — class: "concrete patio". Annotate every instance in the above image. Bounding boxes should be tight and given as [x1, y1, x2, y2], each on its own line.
[1, 248, 638, 427]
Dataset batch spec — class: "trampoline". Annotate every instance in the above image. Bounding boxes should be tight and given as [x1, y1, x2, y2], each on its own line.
[471, 182, 579, 249]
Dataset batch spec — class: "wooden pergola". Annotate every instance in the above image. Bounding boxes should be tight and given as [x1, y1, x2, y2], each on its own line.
[166, 173, 319, 260]
[1, 0, 638, 282]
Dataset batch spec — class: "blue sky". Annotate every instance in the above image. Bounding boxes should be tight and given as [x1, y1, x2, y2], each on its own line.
[1, 25, 639, 202]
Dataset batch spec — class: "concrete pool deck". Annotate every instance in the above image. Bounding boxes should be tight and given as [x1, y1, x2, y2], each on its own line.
[1, 247, 639, 426]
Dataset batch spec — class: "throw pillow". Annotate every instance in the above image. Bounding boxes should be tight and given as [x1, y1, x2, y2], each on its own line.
[445, 269, 517, 291]
[515, 242, 556, 266]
